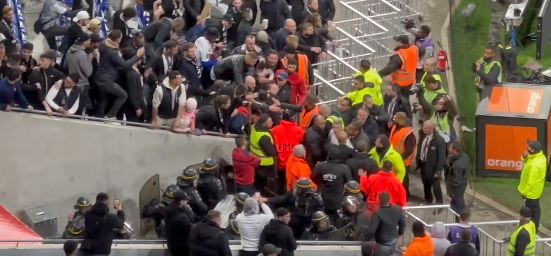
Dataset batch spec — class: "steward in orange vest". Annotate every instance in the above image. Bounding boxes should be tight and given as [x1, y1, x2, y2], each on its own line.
[389, 112, 417, 198]
[300, 95, 319, 130]
[272, 118, 306, 171]
[280, 46, 314, 86]
[378, 35, 420, 92]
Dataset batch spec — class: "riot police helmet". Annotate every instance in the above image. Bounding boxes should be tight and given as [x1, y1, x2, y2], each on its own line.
[177, 168, 199, 187]
[311, 210, 331, 231]
[163, 184, 179, 203]
[235, 192, 250, 210]
[342, 195, 359, 213]
[295, 178, 314, 196]
[201, 158, 218, 172]
[74, 197, 91, 209]
[228, 219, 240, 236]
[343, 180, 361, 195]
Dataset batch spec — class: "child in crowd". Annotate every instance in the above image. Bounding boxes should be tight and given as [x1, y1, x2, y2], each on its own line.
[176, 98, 197, 133]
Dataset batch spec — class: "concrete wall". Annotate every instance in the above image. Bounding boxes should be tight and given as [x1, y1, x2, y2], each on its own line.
[0, 111, 234, 236]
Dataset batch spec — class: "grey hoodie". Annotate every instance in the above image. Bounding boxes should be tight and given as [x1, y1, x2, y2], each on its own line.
[236, 197, 274, 251]
[64, 44, 93, 87]
[431, 222, 451, 256]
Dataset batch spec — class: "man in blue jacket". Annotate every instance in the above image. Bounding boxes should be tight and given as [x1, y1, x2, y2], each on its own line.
[0, 69, 32, 111]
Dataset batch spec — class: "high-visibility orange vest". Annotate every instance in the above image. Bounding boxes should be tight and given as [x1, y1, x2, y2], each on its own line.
[391, 45, 419, 87]
[300, 106, 319, 130]
[281, 54, 310, 85]
[389, 125, 416, 166]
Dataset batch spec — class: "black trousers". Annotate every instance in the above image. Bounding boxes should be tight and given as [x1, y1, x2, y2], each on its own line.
[239, 250, 259, 256]
[420, 164, 443, 204]
[398, 84, 413, 114]
[403, 165, 411, 199]
[525, 198, 541, 231]
[255, 165, 276, 196]
[450, 185, 467, 215]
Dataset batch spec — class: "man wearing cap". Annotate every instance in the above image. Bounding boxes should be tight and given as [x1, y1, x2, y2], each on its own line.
[64, 34, 93, 114]
[124, 30, 145, 52]
[27, 50, 65, 109]
[87, 18, 101, 35]
[0, 6, 16, 55]
[60, 10, 89, 54]
[379, 34, 420, 108]
[518, 140, 547, 231]
[507, 206, 537, 256]
[45, 74, 81, 116]
[221, 13, 237, 48]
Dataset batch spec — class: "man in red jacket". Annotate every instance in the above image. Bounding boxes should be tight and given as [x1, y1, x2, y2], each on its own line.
[232, 135, 260, 195]
[360, 161, 407, 214]
[272, 113, 305, 194]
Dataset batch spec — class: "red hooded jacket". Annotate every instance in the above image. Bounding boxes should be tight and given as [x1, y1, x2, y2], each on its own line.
[360, 171, 407, 212]
[271, 121, 305, 170]
[232, 148, 260, 186]
[288, 72, 308, 105]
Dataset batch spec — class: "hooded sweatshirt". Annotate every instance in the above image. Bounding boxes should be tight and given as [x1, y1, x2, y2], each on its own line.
[259, 219, 297, 256]
[79, 202, 125, 255]
[64, 44, 93, 87]
[236, 197, 274, 251]
[431, 222, 451, 256]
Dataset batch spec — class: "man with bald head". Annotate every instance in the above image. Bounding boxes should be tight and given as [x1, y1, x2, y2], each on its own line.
[304, 114, 328, 168]
[389, 112, 416, 198]
[274, 19, 297, 51]
[416, 120, 446, 206]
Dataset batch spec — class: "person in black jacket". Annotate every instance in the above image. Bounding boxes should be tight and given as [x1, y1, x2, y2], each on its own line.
[416, 120, 446, 205]
[260, 0, 290, 35]
[355, 107, 379, 144]
[165, 190, 194, 256]
[112, 7, 138, 48]
[177, 167, 209, 217]
[384, 83, 412, 120]
[95, 30, 144, 120]
[197, 159, 227, 210]
[0, 6, 17, 55]
[445, 142, 470, 217]
[183, 0, 205, 31]
[212, 52, 258, 87]
[317, 0, 335, 24]
[196, 95, 232, 135]
[143, 18, 185, 61]
[304, 114, 327, 168]
[365, 192, 405, 254]
[119, 47, 146, 122]
[298, 23, 326, 64]
[361, 95, 389, 135]
[444, 229, 477, 256]
[313, 147, 352, 224]
[150, 39, 179, 79]
[179, 42, 212, 101]
[260, 207, 297, 256]
[79, 193, 125, 256]
[188, 210, 232, 256]
[346, 139, 378, 180]
[25, 51, 65, 110]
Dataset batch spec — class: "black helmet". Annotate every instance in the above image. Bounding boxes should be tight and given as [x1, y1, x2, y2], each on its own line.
[163, 184, 179, 203]
[177, 168, 199, 187]
[344, 180, 361, 195]
[235, 192, 249, 209]
[295, 178, 313, 189]
[342, 195, 359, 208]
[311, 211, 328, 223]
[201, 158, 218, 172]
[74, 197, 91, 209]
[228, 219, 240, 236]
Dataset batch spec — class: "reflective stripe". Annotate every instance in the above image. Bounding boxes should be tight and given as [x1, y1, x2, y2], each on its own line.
[391, 45, 419, 87]
[507, 221, 536, 256]
[249, 125, 275, 166]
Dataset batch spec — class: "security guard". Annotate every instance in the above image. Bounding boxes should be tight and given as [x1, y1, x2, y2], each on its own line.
[430, 95, 455, 143]
[518, 140, 547, 231]
[369, 135, 407, 182]
[379, 35, 419, 99]
[63, 197, 92, 239]
[344, 75, 377, 109]
[250, 114, 277, 195]
[301, 211, 339, 240]
[343, 180, 365, 209]
[229, 192, 249, 221]
[178, 168, 209, 217]
[268, 178, 324, 239]
[196, 159, 227, 210]
[389, 112, 416, 196]
[353, 59, 384, 106]
[472, 46, 502, 99]
[142, 184, 179, 238]
[416, 75, 447, 121]
[507, 207, 536, 256]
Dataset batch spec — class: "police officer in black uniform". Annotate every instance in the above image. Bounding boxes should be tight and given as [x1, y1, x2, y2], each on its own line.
[197, 159, 227, 210]
[301, 211, 338, 240]
[336, 196, 369, 241]
[63, 197, 92, 239]
[268, 178, 325, 238]
[229, 192, 249, 221]
[177, 167, 209, 217]
[343, 180, 365, 209]
[226, 219, 241, 240]
[142, 184, 179, 238]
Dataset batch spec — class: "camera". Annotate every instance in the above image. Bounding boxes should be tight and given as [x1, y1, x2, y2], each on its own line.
[409, 83, 423, 95]
[401, 18, 416, 29]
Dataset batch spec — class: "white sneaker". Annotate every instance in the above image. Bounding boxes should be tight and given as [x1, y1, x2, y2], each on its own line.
[104, 117, 121, 125]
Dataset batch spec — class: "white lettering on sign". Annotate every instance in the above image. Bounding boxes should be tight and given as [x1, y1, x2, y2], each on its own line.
[527, 92, 542, 113]
[487, 159, 523, 171]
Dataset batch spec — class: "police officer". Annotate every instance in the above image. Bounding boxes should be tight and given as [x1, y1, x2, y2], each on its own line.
[336, 196, 369, 241]
[197, 159, 227, 210]
[301, 211, 339, 240]
[337, 196, 358, 228]
[229, 192, 249, 221]
[142, 184, 179, 238]
[226, 219, 241, 240]
[267, 178, 324, 238]
[63, 197, 92, 239]
[177, 167, 209, 217]
[343, 180, 365, 209]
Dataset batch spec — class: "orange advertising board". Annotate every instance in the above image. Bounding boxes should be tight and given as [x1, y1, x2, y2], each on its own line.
[487, 87, 544, 115]
[485, 124, 537, 172]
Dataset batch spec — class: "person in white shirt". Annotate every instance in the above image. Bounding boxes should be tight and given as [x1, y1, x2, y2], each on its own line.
[45, 74, 81, 117]
[151, 70, 186, 130]
[236, 195, 274, 256]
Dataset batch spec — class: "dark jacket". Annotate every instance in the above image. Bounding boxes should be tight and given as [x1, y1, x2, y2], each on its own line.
[366, 205, 405, 244]
[349, 130, 370, 151]
[143, 18, 172, 51]
[183, 0, 205, 30]
[317, 0, 335, 22]
[260, 0, 290, 34]
[112, 10, 131, 45]
[445, 153, 470, 199]
[25, 67, 65, 108]
[151, 53, 176, 79]
[268, 191, 324, 218]
[179, 185, 209, 217]
[79, 203, 125, 255]
[179, 57, 203, 95]
[196, 104, 230, 133]
[346, 152, 379, 179]
[298, 32, 326, 64]
[260, 219, 297, 256]
[273, 27, 293, 52]
[124, 68, 145, 112]
[304, 126, 327, 168]
[0, 79, 29, 110]
[188, 219, 232, 256]
[358, 115, 380, 143]
[384, 94, 412, 120]
[416, 131, 447, 178]
[165, 203, 193, 256]
[95, 42, 140, 82]
[197, 172, 227, 210]
[212, 54, 253, 86]
[444, 241, 478, 256]
[0, 19, 16, 54]
[338, 109, 355, 126]
[367, 105, 389, 134]
[61, 22, 87, 53]
[313, 161, 352, 210]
